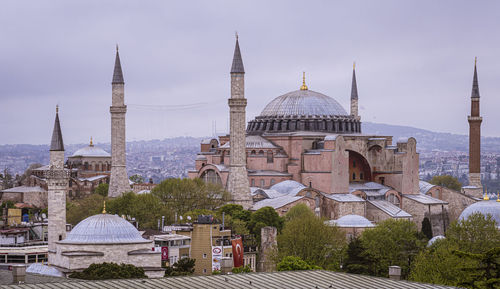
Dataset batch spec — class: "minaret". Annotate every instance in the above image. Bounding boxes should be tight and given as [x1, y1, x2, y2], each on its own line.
[350, 62, 359, 118]
[47, 106, 69, 260]
[226, 35, 252, 209]
[467, 57, 483, 193]
[108, 46, 130, 197]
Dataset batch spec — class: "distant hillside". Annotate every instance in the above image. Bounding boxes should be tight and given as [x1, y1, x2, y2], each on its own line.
[363, 122, 500, 152]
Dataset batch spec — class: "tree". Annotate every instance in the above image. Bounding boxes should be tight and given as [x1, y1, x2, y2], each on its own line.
[429, 175, 462, 192]
[152, 178, 230, 216]
[277, 204, 346, 270]
[17, 163, 42, 185]
[421, 217, 433, 240]
[446, 212, 500, 254]
[360, 218, 425, 278]
[277, 256, 321, 271]
[66, 194, 106, 225]
[94, 183, 109, 197]
[232, 265, 252, 274]
[343, 237, 374, 275]
[165, 258, 196, 277]
[453, 247, 500, 289]
[248, 207, 283, 241]
[129, 174, 145, 184]
[69, 262, 147, 280]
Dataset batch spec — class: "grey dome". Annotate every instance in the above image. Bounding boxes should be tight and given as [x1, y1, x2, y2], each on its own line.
[459, 201, 500, 228]
[260, 89, 348, 117]
[329, 214, 375, 228]
[427, 235, 445, 247]
[72, 145, 110, 157]
[60, 214, 150, 244]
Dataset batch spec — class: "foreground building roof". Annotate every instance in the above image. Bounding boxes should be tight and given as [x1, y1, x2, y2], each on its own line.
[0, 270, 454, 288]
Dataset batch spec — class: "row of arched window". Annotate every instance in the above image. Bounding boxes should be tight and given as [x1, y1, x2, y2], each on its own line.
[250, 178, 276, 188]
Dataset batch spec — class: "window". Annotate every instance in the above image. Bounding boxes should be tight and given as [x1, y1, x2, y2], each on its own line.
[360, 173, 364, 180]
[260, 179, 265, 187]
[251, 179, 255, 186]
[270, 179, 275, 186]
[353, 160, 356, 168]
[267, 151, 273, 163]
[203, 254, 207, 259]
[352, 173, 356, 180]
[203, 269, 207, 273]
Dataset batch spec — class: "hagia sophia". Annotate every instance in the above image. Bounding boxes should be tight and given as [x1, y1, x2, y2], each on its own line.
[188, 38, 484, 236]
[9, 36, 495, 278]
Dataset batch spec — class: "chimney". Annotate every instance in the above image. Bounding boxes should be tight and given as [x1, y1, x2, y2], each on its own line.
[11, 265, 26, 284]
[388, 266, 401, 281]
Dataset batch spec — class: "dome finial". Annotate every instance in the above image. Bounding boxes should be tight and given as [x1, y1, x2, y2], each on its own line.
[300, 72, 308, 90]
[102, 200, 106, 214]
[484, 192, 489, 201]
[497, 192, 500, 202]
[90, 136, 93, 146]
[56, 104, 59, 113]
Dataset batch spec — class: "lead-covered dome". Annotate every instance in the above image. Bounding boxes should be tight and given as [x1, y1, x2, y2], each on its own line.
[247, 86, 360, 135]
[260, 90, 348, 117]
[459, 201, 500, 228]
[60, 214, 150, 244]
[72, 144, 110, 157]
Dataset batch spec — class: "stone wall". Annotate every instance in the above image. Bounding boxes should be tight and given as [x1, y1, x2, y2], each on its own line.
[258, 226, 277, 272]
[401, 197, 447, 236]
[440, 187, 477, 222]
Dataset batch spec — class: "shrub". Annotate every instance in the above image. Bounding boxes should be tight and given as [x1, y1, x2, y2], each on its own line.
[69, 262, 147, 280]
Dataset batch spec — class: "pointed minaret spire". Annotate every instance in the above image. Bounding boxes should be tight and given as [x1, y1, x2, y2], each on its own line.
[50, 105, 64, 151]
[350, 62, 359, 118]
[112, 45, 124, 84]
[230, 34, 245, 74]
[471, 57, 480, 99]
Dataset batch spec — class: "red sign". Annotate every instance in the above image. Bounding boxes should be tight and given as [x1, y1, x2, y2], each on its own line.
[161, 246, 169, 261]
[232, 238, 244, 268]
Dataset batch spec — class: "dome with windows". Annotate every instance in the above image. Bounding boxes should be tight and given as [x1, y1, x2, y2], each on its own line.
[60, 213, 150, 244]
[247, 82, 360, 134]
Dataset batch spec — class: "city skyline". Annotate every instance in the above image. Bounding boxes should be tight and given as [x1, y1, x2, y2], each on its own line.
[1, 0, 500, 145]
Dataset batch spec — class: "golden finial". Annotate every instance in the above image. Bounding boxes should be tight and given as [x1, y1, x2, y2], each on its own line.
[300, 72, 308, 90]
[90, 136, 93, 146]
[102, 200, 106, 214]
[56, 105, 59, 113]
[116, 44, 119, 52]
[484, 192, 489, 201]
[353, 61, 356, 70]
[497, 192, 500, 202]
[475, 56, 477, 65]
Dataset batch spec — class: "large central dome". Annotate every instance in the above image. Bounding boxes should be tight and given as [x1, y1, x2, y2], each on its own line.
[247, 81, 361, 135]
[260, 89, 348, 117]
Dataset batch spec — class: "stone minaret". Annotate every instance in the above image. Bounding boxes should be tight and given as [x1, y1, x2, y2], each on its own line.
[47, 106, 69, 260]
[350, 62, 359, 118]
[468, 58, 483, 191]
[226, 36, 252, 209]
[108, 47, 130, 197]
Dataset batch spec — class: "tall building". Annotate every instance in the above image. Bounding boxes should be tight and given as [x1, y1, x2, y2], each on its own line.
[225, 36, 252, 209]
[108, 47, 130, 197]
[47, 106, 69, 262]
[467, 58, 483, 197]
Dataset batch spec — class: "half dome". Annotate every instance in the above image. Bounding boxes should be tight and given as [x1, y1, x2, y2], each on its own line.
[459, 200, 500, 228]
[60, 214, 150, 244]
[259, 89, 348, 117]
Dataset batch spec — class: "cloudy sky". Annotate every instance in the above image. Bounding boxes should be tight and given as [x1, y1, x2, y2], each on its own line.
[1, 0, 499, 145]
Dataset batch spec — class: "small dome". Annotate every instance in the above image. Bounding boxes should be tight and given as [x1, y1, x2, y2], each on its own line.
[72, 145, 110, 157]
[427, 235, 445, 247]
[329, 214, 375, 228]
[60, 214, 150, 244]
[259, 89, 348, 117]
[459, 201, 500, 227]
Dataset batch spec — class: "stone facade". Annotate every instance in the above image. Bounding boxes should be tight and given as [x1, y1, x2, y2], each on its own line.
[439, 187, 477, 222]
[401, 197, 447, 236]
[225, 40, 252, 209]
[258, 226, 277, 272]
[108, 51, 130, 198]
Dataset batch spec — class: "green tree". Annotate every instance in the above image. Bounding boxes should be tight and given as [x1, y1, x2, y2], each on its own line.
[453, 247, 500, 289]
[231, 265, 252, 274]
[360, 218, 425, 278]
[248, 206, 283, 241]
[152, 178, 229, 216]
[429, 175, 462, 192]
[421, 217, 433, 240]
[69, 262, 147, 280]
[343, 237, 374, 275]
[277, 204, 346, 270]
[165, 258, 196, 277]
[94, 183, 109, 197]
[66, 194, 106, 225]
[277, 256, 320, 271]
[129, 174, 145, 184]
[446, 212, 500, 253]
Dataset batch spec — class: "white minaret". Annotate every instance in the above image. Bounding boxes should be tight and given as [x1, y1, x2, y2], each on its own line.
[108, 46, 130, 197]
[47, 106, 69, 262]
[225, 36, 252, 209]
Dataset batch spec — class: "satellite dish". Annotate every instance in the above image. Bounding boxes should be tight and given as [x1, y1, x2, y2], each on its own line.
[41, 213, 47, 219]
[187, 216, 192, 221]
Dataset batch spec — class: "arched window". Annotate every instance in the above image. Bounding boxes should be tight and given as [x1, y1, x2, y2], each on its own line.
[84, 162, 89, 170]
[251, 179, 255, 187]
[360, 172, 364, 180]
[270, 179, 275, 186]
[251, 150, 256, 155]
[260, 179, 265, 187]
[352, 173, 356, 180]
[258, 150, 264, 155]
[200, 169, 222, 185]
